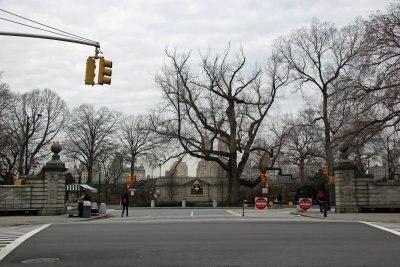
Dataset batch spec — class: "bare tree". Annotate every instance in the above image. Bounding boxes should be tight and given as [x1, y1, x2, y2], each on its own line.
[120, 114, 156, 178]
[340, 3, 400, 141]
[273, 19, 367, 174]
[0, 75, 16, 184]
[99, 150, 124, 203]
[0, 88, 67, 182]
[150, 47, 289, 205]
[283, 109, 324, 182]
[64, 105, 120, 184]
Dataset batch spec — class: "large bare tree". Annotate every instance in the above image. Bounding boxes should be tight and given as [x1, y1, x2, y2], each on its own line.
[0, 88, 67, 182]
[150, 47, 289, 205]
[64, 104, 119, 184]
[0, 76, 16, 184]
[273, 19, 367, 174]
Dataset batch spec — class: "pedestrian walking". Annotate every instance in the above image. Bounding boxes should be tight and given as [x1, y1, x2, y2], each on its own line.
[121, 192, 129, 217]
[316, 190, 326, 212]
[277, 193, 282, 207]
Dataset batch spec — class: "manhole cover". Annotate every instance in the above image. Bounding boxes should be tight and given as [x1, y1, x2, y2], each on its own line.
[21, 258, 60, 264]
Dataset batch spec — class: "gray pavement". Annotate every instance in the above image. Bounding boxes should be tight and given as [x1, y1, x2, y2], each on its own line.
[0, 206, 399, 227]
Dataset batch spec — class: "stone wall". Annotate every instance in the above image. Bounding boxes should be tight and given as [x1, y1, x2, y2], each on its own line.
[334, 143, 400, 212]
[0, 186, 32, 211]
[0, 143, 67, 215]
[368, 182, 400, 209]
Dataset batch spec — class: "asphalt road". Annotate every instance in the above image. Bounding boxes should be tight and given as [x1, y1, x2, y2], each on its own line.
[1, 218, 400, 267]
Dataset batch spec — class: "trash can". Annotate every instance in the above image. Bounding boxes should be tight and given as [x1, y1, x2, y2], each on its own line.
[82, 201, 91, 218]
[99, 203, 106, 215]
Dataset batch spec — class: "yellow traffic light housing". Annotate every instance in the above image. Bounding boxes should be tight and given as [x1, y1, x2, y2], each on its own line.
[98, 56, 112, 85]
[133, 174, 136, 183]
[260, 173, 265, 182]
[128, 174, 132, 183]
[85, 56, 96, 85]
[264, 172, 268, 181]
[323, 165, 328, 176]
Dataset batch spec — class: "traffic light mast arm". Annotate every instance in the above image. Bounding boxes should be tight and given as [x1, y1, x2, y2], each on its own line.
[0, 31, 100, 49]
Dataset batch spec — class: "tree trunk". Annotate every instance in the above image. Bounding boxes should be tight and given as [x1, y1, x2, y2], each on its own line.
[230, 171, 240, 205]
[299, 158, 305, 183]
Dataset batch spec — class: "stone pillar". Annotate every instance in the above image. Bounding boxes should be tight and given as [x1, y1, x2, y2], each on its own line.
[25, 143, 67, 215]
[334, 143, 359, 213]
[334, 143, 375, 213]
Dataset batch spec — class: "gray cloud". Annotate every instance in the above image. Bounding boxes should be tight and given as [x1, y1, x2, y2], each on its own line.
[0, 0, 393, 116]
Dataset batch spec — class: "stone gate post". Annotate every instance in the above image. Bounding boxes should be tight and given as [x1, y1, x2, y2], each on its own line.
[25, 142, 67, 215]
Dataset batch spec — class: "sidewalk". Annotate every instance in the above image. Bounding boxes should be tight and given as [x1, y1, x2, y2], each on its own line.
[291, 208, 400, 223]
[0, 213, 113, 227]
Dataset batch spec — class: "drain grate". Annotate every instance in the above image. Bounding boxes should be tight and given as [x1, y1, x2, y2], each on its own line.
[21, 258, 60, 264]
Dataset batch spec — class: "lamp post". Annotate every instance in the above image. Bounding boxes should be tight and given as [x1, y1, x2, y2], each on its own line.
[25, 114, 42, 175]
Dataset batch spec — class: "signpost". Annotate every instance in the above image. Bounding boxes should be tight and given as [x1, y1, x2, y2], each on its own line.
[255, 197, 268, 210]
[299, 198, 312, 211]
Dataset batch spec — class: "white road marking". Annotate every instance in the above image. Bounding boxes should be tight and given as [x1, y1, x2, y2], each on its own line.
[0, 224, 51, 262]
[361, 221, 400, 237]
[191, 211, 194, 217]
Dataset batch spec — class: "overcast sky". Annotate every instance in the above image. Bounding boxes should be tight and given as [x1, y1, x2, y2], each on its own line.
[0, 0, 394, 175]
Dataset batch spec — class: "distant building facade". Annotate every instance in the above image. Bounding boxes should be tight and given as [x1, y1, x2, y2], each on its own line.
[165, 160, 188, 178]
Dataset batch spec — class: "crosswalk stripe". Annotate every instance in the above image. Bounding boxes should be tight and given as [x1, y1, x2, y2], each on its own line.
[0, 224, 51, 262]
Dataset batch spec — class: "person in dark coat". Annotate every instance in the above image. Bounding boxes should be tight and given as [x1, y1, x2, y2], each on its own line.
[277, 193, 282, 207]
[316, 190, 326, 212]
[121, 192, 129, 217]
[84, 193, 91, 202]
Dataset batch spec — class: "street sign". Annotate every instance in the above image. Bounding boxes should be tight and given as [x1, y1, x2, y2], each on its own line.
[255, 197, 268, 210]
[262, 188, 268, 194]
[299, 198, 312, 211]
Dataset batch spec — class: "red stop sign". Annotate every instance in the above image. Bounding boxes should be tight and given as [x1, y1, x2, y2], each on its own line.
[255, 197, 267, 210]
[299, 198, 312, 210]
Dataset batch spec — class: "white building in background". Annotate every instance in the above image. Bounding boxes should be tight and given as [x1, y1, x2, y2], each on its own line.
[165, 160, 188, 178]
[121, 164, 147, 184]
[368, 165, 387, 181]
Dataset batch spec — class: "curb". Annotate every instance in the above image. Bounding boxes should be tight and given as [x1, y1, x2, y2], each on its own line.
[74, 213, 115, 222]
[290, 211, 328, 219]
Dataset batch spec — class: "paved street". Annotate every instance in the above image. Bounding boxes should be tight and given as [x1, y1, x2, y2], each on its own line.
[0, 208, 399, 266]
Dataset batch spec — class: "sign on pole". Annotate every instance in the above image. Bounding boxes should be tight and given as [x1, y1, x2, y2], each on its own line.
[299, 198, 312, 211]
[255, 197, 268, 210]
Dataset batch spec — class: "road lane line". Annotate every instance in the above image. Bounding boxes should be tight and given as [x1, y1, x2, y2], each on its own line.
[226, 210, 241, 216]
[361, 221, 400, 237]
[191, 211, 194, 217]
[0, 224, 51, 262]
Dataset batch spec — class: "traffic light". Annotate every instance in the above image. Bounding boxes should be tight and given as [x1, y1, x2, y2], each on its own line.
[264, 172, 268, 181]
[323, 165, 328, 176]
[85, 56, 96, 85]
[126, 184, 130, 189]
[98, 56, 112, 85]
[128, 174, 132, 183]
[266, 183, 270, 188]
[260, 173, 265, 182]
[132, 174, 136, 183]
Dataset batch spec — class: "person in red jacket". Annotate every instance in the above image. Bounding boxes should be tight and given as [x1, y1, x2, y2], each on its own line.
[121, 192, 129, 217]
[316, 190, 326, 212]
